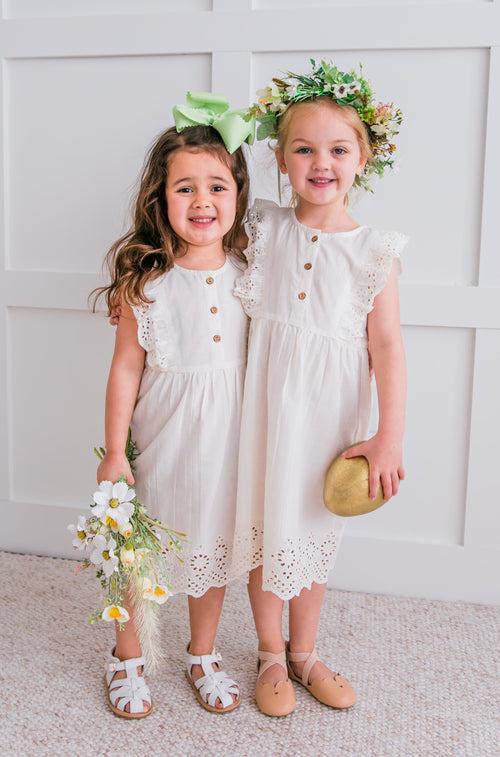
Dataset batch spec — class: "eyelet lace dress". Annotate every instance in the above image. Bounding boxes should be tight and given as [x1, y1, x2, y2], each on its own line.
[232, 199, 409, 600]
[129, 255, 253, 597]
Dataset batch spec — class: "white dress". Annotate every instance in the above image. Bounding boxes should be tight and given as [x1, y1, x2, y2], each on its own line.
[129, 255, 249, 597]
[232, 199, 409, 600]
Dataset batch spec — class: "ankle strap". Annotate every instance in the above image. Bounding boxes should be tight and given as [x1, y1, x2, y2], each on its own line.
[257, 649, 287, 679]
[287, 647, 318, 687]
[186, 647, 222, 678]
[108, 655, 145, 673]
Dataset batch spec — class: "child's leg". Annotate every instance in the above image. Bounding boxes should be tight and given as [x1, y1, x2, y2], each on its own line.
[112, 591, 151, 714]
[288, 581, 356, 709]
[288, 581, 334, 682]
[188, 586, 238, 708]
[247, 565, 287, 684]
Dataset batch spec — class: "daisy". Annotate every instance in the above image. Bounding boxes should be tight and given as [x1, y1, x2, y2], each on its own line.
[67, 516, 90, 551]
[102, 605, 130, 623]
[92, 480, 135, 527]
[89, 534, 118, 578]
[142, 577, 171, 605]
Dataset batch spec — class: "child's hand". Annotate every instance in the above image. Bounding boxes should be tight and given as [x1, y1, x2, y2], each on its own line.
[97, 451, 135, 485]
[342, 434, 405, 502]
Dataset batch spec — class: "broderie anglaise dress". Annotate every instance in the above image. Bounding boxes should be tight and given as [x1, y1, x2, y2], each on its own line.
[129, 255, 250, 597]
[231, 200, 409, 599]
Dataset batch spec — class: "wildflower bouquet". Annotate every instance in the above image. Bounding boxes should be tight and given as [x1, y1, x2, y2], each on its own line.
[247, 58, 403, 191]
[68, 431, 186, 669]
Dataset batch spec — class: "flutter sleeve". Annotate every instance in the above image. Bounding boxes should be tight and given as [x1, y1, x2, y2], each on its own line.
[131, 276, 176, 370]
[361, 230, 408, 312]
[233, 198, 276, 317]
[342, 229, 409, 340]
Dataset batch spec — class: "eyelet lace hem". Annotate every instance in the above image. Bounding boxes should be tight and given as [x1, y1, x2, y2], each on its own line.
[159, 523, 341, 600]
[340, 229, 409, 340]
[233, 199, 275, 317]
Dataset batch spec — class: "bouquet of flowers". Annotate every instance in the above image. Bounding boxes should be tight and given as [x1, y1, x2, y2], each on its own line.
[68, 431, 186, 669]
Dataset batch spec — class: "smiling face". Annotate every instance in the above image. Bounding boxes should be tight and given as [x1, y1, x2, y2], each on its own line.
[276, 101, 367, 211]
[165, 148, 238, 252]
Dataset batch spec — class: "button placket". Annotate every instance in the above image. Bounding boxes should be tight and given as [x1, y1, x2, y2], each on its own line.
[205, 272, 222, 345]
[296, 232, 319, 304]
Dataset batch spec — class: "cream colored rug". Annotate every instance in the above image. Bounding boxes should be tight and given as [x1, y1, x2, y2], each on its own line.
[1, 551, 498, 757]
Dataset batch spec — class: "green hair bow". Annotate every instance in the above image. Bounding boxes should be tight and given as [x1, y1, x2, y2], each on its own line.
[173, 91, 255, 154]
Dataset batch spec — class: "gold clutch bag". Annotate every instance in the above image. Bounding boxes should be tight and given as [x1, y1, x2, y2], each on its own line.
[323, 444, 385, 517]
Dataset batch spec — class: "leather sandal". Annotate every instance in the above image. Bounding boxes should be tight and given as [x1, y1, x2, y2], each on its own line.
[185, 646, 240, 713]
[105, 648, 152, 719]
[286, 644, 356, 709]
[255, 649, 296, 717]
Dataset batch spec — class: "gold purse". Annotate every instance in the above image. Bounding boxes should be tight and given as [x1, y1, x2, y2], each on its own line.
[323, 444, 385, 517]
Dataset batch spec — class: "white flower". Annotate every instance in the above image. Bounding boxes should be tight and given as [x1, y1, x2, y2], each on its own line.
[92, 481, 135, 528]
[102, 605, 130, 623]
[333, 81, 359, 99]
[142, 577, 171, 605]
[119, 545, 135, 566]
[370, 124, 388, 136]
[89, 534, 118, 578]
[256, 83, 283, 113]
[285, 84, 298, 98]
[67, 516, 90, 551]
[118, 522, 133, 539]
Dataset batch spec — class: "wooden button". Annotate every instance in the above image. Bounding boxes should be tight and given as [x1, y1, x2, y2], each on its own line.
[304, 263, 312, 270]
[213, 334, 221, 342]
[298, 292, 307, 300]
[206, 276, 214, 285]
[210, 306, 218, 314]
[311, 235, 319, 242]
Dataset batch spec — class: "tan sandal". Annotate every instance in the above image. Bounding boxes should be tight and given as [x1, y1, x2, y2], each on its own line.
[105, 648, 153, 719]
[185, 646, 240, 713]
[255, 649, 296, 717]
[286, 644, 356, 709]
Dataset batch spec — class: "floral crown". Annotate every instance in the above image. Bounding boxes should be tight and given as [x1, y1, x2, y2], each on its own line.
[248, 59, 403, 191]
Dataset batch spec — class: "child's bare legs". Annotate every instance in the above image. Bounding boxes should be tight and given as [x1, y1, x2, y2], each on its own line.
[247, 565, 287, 684]
[188, 586, 238, 708]
[113, 591, 151, 714]
[288, 581, 334, 682]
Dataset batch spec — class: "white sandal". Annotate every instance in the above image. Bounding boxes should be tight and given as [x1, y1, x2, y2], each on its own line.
[105, 649, 153, 719]
[185, 646, 240, 713]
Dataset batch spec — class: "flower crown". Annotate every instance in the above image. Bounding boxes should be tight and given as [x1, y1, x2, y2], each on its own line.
[247, 59, 403, 191]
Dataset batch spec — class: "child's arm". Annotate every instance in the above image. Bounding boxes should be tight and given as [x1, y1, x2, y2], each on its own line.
[96, 300, 145, 485]
[344, 262, 406, 502]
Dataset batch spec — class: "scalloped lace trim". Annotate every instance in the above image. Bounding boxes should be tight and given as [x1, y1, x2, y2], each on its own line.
[160, 523, 340, 600]
[233, 202, 270, 317]
[340, 230, 408, 340]
[131, 302, 176, 371]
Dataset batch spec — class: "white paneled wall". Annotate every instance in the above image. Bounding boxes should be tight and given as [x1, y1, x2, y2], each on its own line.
[1, 0, 499, 604]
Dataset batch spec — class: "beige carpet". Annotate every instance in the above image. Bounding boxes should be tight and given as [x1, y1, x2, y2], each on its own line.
[1, 552, 498, 757]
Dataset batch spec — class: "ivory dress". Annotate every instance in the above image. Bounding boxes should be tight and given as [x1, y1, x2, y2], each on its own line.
[232, 199, 408, 600]
[129, 255, 249, 597]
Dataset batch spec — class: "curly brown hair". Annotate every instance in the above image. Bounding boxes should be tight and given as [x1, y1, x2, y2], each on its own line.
[90, 125, 250, 314]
